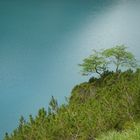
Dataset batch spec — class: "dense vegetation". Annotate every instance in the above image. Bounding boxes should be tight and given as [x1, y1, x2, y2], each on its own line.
[4, 69, 140, 140]
[4, 46, 140, 140]
[79, 45, 137, 76]
[97, 123, 140, 140]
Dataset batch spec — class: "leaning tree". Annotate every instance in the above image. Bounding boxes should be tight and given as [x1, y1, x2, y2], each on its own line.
[79, 50, 108, 76]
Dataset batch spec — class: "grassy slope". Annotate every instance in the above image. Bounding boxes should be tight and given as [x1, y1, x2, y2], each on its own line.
[97, 123, 140, 140]
[4, 69, 140, 140]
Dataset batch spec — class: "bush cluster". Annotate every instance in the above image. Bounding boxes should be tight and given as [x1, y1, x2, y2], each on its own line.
[4, 69, 140, 140]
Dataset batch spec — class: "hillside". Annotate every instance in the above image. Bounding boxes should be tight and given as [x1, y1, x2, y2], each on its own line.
[97, 123, 140, 140]
[4, 69, 140, 140]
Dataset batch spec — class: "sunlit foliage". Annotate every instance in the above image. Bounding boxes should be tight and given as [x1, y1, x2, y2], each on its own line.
[3, 46, 140, 140]
[4, 69, 140, 140]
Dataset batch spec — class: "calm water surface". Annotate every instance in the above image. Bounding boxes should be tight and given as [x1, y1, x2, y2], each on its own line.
[0, 0, 140, 138]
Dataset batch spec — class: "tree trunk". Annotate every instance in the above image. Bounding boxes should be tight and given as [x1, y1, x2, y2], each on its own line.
[95, 68, 101, 76]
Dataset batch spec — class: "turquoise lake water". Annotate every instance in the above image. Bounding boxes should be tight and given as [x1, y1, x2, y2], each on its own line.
[0, 0, 140, 138]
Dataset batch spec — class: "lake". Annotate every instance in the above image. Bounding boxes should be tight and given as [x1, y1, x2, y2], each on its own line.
[0, 0, 140, 138]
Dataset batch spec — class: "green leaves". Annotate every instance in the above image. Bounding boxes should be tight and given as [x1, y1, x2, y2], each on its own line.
[79, 50, 107, 76]
[102, 45, 138, 72]
[49, 96, 58, 113]
[3, 45, 140, 140]
[79, 45, 138, 76]
[3, 70, 140, 140]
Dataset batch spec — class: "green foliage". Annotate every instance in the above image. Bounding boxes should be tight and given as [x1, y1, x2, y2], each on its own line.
[79, 50, 108, 76]
[79, 45, 138, 76]
[3, 46, 140, 140]
[4, 69, 140, 140]
[102, 45, 138, 72]
[49, 96, 58, 113]
[96, 123, 140, 140]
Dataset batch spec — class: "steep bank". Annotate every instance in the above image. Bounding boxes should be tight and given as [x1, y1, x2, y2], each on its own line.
[4, 69, 140, 140]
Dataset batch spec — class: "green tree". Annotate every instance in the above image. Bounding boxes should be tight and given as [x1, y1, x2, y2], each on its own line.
[4, 133, 9, 140]
[49, 96, 58, 113]
[79, 50, 107, 76]
[102, 45, 138, 72]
